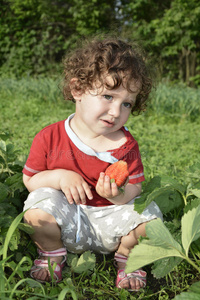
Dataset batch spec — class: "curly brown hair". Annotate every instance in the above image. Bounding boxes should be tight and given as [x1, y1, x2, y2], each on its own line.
[62, 36, 154, 114]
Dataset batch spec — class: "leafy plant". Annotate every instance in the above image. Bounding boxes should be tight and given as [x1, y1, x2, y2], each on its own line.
[0, 134, 28, 255]
[134, 175, 200, 216]
[174, 281, 200, 299]
[67, 251, 96, 274]
[126, 204, 200, 299]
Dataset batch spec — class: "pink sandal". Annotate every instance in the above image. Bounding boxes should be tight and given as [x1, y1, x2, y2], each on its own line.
[30, 248, 67, 283]
[114, 253, 146, 291]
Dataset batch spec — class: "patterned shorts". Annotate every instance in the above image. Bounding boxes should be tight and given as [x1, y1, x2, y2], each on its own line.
[23, 187, 163, 254]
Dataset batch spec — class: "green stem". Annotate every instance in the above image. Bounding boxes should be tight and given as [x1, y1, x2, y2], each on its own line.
[190, 246, 200, 266]
[182, 194, 187, 206]
[184, 255, 200, 273]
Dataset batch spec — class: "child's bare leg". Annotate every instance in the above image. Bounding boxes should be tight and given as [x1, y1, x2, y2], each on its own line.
[116, 222, 147, 291]
[24, 208, 64, 282]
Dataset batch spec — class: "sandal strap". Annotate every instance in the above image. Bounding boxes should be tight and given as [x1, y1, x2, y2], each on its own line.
[116, 269, 147, 290]
[37, 247, 67, 257]
[114, 253, 147, 290]
[31, 260, 62, 283]
[34, 259, 62, 269]
[114, 253, 128, 263]
[127, 270, 147, 286]
[30, 248, 67, 283]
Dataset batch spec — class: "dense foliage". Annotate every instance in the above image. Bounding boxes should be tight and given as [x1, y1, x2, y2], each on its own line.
[1, 0, 200, 85]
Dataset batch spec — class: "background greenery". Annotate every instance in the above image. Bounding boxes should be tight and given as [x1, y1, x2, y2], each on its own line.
[1, 0, 200, 299]
[1, 0, 200, 85]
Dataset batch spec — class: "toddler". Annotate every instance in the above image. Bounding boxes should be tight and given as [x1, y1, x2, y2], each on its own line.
[23, 37, 162, 291]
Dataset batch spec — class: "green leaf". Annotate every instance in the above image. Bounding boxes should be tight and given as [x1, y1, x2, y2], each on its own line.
[191, 238, 200, 259]
[186, 163, 200, 179]
[0, 182, 9, 202]
[58, 288, 78, 300]
[10, 278, 46, 298]
[189, 189, 200, 198]
[135, 175, 185, 214]
[189, 281, 200, 294]
[152, 257, 183, 279]
[7, 256, 32, 282]
[3, 210, 25, 263]
[134, 192, 148, 214]
[184, 198, 200, 214]
[143, 175, 185, 195]
[142, 176, 162, 193]
[0, 140, 6, 152]
[71, 251, 96, 274]
[154, 189, 183, 214]
[8, 228, 20, 251]
[5, 173, 24, 192]
[174, 292, 200, 300]
[126, 219, 184, 274]
[135, 187, 183, 215]
[18, 222, 35, 234]
[173, 282, 200, 299]
[181, 204, 200, 256]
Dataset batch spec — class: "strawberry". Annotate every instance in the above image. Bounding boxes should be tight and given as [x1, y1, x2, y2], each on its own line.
[105, 160, 129, 190]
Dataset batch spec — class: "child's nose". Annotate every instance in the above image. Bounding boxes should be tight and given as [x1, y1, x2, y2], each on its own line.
[108, 104, 121, 118]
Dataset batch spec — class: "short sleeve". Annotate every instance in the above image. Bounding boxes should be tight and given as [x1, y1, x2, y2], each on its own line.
[22, 131, 47, 176]
[127, 141, 145, 184]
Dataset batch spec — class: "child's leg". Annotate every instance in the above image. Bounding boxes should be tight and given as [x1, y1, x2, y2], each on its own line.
[115, 222, 147, 291]
[24, 208, 63, 251]
[23, 187, 95, 282]
[24, 208, 64, 282]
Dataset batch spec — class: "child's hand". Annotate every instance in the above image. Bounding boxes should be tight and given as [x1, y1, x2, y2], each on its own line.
[59, 170, 93, 205]
[95, 172, 120, 199]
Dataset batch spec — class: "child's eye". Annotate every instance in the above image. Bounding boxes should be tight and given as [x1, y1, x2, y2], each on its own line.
[103, 95, 113, 101]
[123, 102, 132, 109]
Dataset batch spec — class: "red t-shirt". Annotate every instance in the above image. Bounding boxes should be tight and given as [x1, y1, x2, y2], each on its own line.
[23, 114, 145, 206]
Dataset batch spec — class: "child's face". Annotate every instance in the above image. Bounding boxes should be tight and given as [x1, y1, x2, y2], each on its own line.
[73, 76, 140, 138]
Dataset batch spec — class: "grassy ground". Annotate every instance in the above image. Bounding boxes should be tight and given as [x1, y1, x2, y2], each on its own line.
[0, 77, 200, 299]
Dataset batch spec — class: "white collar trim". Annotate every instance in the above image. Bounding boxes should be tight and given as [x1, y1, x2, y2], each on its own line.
[64, 114, 118, 164]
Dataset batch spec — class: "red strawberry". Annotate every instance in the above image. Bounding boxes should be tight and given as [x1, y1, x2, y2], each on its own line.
[105, 160, 129, 189]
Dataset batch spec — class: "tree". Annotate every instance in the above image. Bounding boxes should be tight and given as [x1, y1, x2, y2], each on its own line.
[0, 0, 75, 76]
[151, 0, 200, 85]
[0, 0, 118, 77]
[1, 0, 200, 84]
[122, 0, 200, 85]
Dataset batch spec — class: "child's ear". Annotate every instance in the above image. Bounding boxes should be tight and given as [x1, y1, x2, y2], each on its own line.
[70, 78, 83, 101]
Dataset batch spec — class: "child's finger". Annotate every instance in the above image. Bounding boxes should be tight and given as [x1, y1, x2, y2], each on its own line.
[111, 181, 119, 196]
[82, 181, 93, 201]
[95, 172, 105, 191]
[64, 188, 75, 205]
[98, 172, 105, 185]
[76, 185, 87, 204]
[103, 175, 112, 192]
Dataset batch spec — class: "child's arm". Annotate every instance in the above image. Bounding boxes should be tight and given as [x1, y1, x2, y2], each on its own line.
[95, 172, 142, 205]
[23, 169, 93, 205]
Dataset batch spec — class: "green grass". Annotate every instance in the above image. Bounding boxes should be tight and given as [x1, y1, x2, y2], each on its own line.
[0, 77, 200, 299]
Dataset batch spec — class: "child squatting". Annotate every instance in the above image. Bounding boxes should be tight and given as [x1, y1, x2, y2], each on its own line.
[22, 37, 163, 292]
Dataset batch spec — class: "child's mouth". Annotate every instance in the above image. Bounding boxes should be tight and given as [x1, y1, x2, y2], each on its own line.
[101, 119, 114, 127]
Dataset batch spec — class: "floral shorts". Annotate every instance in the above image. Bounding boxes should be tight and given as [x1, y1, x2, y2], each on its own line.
[23, 187, 163, 254]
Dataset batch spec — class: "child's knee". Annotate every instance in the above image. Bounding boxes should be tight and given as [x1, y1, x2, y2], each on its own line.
[134, 222, 147, 239]
[120, 222, 147, 249]
[24, 208, 56, 226]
